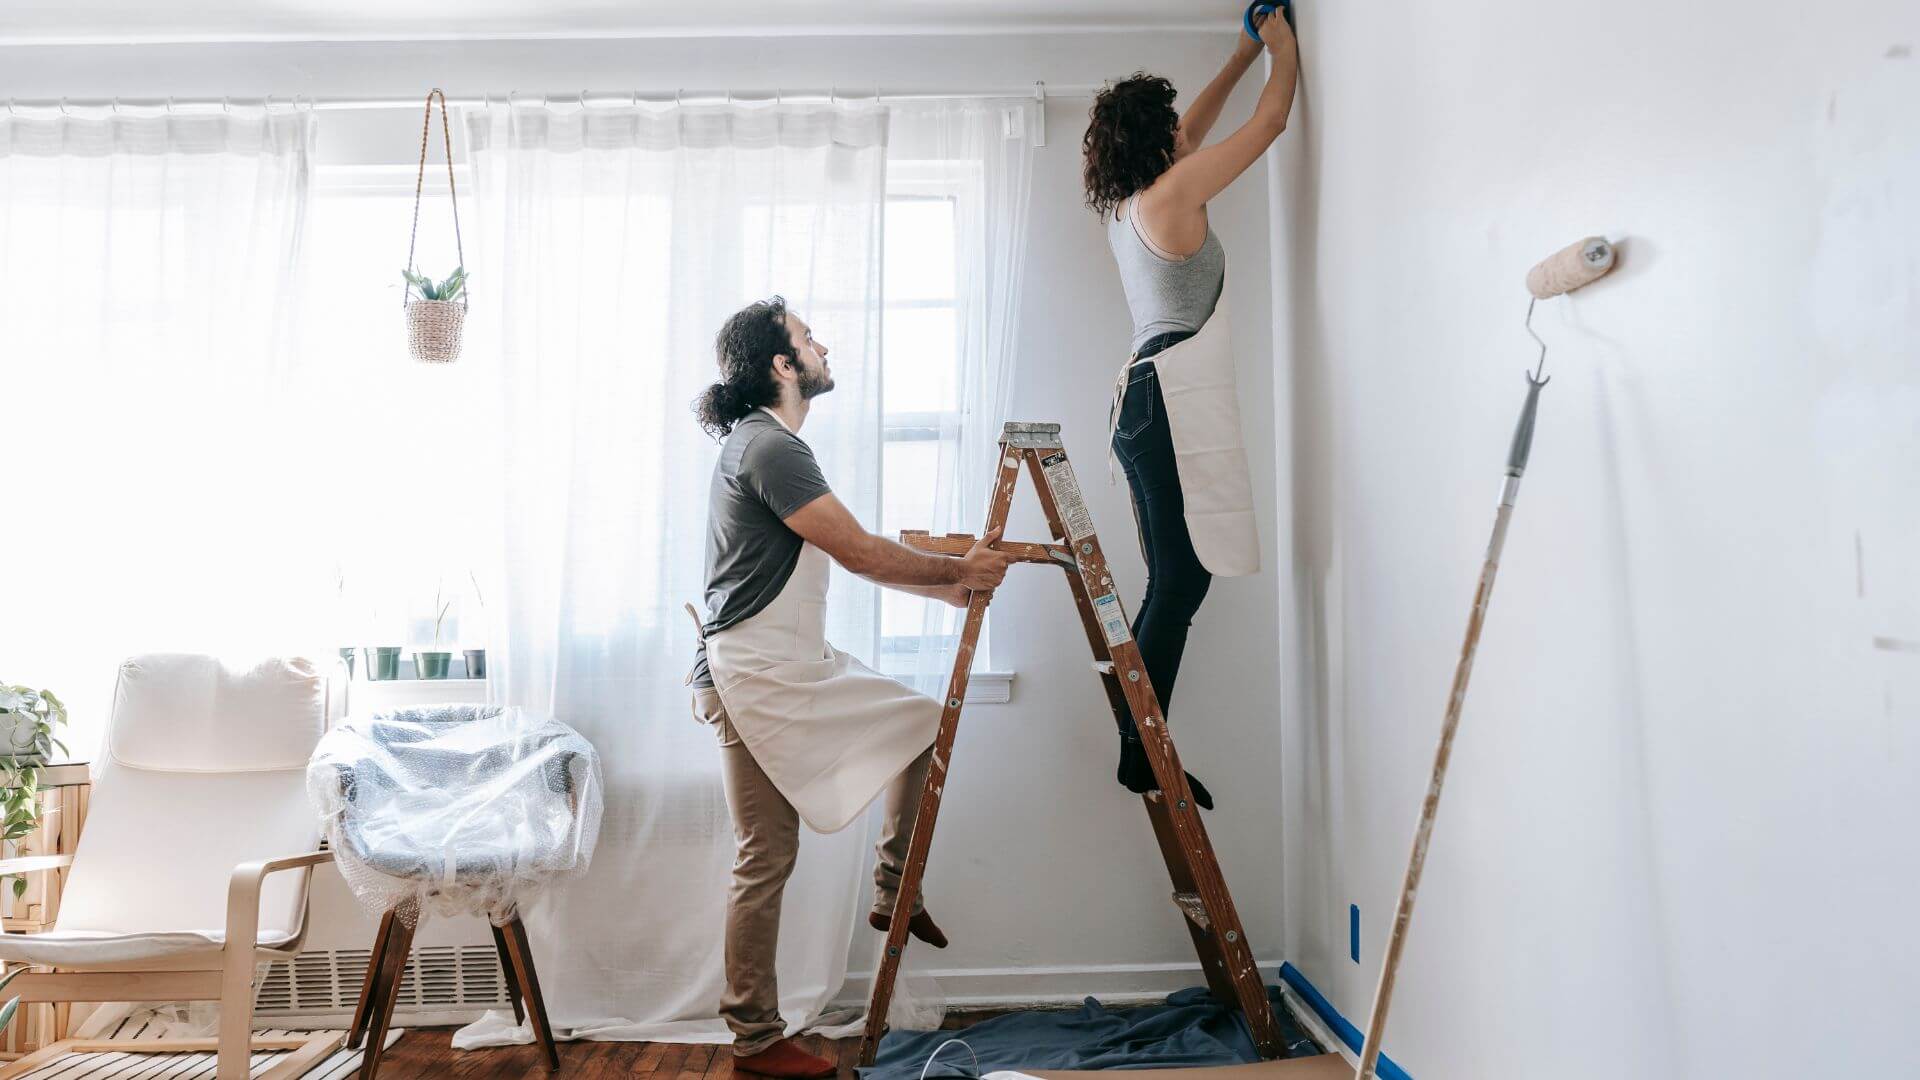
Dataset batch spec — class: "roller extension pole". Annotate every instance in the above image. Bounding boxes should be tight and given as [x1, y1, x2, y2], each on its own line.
[1354, 374, 1544, 1079]
[1355, 236, 1611, 1079]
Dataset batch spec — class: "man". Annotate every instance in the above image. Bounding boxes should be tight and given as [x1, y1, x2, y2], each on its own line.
[688, 297, 1013, 1079]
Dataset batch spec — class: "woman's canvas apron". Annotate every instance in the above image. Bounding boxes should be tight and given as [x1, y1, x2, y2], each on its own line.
[1111, 300, 1261, 577]
[705, 541, 939, 834]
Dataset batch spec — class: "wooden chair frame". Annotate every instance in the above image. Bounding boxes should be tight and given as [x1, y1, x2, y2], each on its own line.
[344, 903, 558, 1079]
[0, 850, 340, 1080]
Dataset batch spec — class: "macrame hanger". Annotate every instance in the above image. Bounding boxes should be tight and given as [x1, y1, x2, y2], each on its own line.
[404, 88, 467, 310]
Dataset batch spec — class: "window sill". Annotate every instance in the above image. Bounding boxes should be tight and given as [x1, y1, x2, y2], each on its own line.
[879, 670, 1014, 705]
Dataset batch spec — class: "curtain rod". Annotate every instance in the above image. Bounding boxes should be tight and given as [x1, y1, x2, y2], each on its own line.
[5, 83, 1101, 114]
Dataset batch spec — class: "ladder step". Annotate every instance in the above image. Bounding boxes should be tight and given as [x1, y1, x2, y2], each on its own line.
[1172, 891, 1212, 932]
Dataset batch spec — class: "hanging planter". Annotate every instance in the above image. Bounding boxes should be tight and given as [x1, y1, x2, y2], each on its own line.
[402, 88, 469, 363]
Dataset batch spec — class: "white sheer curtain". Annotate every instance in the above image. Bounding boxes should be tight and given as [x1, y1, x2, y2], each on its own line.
[886, 101, 1038, 694]
[458, 98, 888, 1044]
[0, 105, 319, 757]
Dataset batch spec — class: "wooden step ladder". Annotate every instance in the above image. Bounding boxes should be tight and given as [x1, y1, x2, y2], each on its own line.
[857, 421, 1284, 1065]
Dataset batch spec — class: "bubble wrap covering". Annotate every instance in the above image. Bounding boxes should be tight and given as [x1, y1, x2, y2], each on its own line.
[307, 704, 604, 923]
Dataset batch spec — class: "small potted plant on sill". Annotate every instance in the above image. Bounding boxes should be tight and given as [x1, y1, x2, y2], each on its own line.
[463, 569, 487, 680]
[415, 591, 455, 680]
[1, 681, 69, 901]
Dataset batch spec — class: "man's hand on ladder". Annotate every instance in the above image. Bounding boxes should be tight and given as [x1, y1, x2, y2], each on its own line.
[955, 527, 1015, 594]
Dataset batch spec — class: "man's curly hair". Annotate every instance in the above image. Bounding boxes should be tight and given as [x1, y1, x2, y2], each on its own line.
[694, 296, 790, 440]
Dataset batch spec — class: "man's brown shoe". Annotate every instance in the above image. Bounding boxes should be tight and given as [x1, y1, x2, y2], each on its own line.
[867, 908, 949, 949]
[734, 1038, 838, 1079]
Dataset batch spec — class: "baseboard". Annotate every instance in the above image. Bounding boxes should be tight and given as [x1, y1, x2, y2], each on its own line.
[834, 959, 1284, 1011]
[1276, 963, 1413, 1080]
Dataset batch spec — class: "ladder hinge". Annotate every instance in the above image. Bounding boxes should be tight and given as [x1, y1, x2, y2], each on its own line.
[1002, 421, 1064, 449]
[1172, 891, 1211, 932]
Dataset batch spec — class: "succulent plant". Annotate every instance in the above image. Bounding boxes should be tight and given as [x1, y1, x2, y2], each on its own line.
[402, 265, 467, 302]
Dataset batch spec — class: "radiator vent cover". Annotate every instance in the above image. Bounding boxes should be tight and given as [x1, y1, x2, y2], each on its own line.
[254, 945, 508, 1015]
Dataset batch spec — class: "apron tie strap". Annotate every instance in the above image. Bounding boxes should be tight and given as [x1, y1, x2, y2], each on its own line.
[1107, 352, 1148, 484]
[683, 602, 706, 687]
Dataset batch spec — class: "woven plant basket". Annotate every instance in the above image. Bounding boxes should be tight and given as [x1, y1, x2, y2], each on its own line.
[406, 298, 466, 363]
[402, 89, 469, 364]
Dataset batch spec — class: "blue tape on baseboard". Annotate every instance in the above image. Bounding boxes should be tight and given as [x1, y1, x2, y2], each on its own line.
[1278, 962, 1414, 1080]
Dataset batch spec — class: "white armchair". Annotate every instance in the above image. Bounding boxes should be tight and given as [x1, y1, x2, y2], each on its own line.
[0, 654, 342, 1080]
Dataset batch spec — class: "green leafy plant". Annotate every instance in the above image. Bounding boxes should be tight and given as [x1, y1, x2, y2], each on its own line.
[0, 965, 25, 1031]
[402, 265, 467, 302]
[0, 683, 69, 900]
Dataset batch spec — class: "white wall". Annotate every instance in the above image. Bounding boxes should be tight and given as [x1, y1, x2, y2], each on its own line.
[0, 28, 1289, 1003]
[1271, 1, 1920, 1076]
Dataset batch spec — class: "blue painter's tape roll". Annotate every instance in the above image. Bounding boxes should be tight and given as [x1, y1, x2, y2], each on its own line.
[1243, 0, 1294, 40]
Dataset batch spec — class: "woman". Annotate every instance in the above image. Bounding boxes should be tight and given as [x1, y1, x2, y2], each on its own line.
[1084, 14, 1298, 807]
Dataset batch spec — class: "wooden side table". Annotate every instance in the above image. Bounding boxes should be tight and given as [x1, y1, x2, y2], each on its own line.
[1, 761, 91, 1059]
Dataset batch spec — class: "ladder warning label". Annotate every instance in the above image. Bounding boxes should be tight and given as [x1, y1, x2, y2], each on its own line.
[1040, 451, 1095, 541]
[1093, 593, 1131, 646]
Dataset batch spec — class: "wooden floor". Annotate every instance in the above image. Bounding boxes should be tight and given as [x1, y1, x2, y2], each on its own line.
[373, 1015, 998, 1080]
[373, 1028, 860, 1079]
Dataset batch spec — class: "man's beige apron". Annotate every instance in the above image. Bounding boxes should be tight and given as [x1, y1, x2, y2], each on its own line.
[1110, 300, 1261, 577]
[705, 532, 939, 835]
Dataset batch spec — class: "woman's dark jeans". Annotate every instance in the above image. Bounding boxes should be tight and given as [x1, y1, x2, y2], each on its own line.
[1110, 331, 1214, 808]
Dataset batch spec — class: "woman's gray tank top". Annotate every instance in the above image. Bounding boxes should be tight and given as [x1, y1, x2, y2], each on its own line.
[1107, 196, 1226, 354]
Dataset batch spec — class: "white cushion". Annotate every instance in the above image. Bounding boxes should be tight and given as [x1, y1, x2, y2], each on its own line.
[0, 926, 298, 969]
[55, 761, 319, 947]
[108, 654, 326, 772]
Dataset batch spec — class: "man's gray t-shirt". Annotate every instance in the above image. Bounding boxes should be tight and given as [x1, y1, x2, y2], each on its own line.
[689, 410, 833, 689]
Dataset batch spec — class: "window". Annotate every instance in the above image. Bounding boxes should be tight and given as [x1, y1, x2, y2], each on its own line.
[297, 157, 990, 677]
[876, 165, 995, 681]
[299, 165, 493, 658]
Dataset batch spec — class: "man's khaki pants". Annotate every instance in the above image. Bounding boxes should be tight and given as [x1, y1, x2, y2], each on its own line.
[693, 685, 932, 1057]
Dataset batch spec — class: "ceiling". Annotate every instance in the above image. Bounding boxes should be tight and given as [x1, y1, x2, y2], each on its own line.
[0, 0, 1246, 44]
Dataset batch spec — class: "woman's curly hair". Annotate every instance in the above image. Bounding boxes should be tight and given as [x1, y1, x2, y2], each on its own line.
[695, 296, 790, 440]
[1082, 73, 1180, 218]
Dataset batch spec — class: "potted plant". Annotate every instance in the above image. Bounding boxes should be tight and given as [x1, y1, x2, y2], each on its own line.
[415, 589, 454, 680]
[463, 569, 487, 680]
[1, 682, 69, 901]
[366, 647, 404, 681]
[402, 89, 468, 364]
[402, 266, 467, 363]
[0, 683, 66, 764]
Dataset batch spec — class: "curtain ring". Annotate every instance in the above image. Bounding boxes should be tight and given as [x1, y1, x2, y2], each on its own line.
[58, 97, 69, 116]
[221, 96, 231, 114]
[674, 88, 682, 108]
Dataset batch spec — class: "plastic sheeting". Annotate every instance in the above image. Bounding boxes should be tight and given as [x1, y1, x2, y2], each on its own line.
[308, 704, 604, 924]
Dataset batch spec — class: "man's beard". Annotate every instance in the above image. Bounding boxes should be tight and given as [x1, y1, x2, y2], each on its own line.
[796, 363, 835, 400]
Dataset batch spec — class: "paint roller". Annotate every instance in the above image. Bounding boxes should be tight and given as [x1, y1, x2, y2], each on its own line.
[1353, 237, 1617, 1080]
